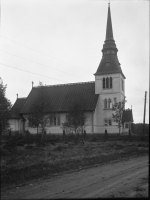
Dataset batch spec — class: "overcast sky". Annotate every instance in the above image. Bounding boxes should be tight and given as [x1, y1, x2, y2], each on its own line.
[0, 0, 149, 123]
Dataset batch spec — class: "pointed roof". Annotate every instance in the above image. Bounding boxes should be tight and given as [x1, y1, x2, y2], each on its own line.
[122, 109, 134, 123]
[94, 4, 125, 78]
[102, 3, 117, 52]
[9, 98, 26, 119]
[95, 55, 125, 78]
[105, 3, 114, 40]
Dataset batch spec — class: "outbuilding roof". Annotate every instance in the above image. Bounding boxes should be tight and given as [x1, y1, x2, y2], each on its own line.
[122, 109, 134, 123]
[20, 82, 99, 114]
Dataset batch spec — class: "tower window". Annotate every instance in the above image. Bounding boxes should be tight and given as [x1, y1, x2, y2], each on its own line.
[103, 77, 113, 90]
[107, 50, 110, 54]
[104, 118, 112, 126]
[110, 77, 112, 88]
[104, 119, 108, 126]
[108, 99, 112, 109]
[111, 50, 115, 54]
[122, 79, 124, 91]
[104, 99, 107, 109]
[108, 119, 112, 126]
[106, 77, 109, 88]
[103, 78, 105, 89]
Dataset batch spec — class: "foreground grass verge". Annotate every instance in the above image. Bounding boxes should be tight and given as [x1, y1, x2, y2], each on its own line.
[1, 134, 149, 190]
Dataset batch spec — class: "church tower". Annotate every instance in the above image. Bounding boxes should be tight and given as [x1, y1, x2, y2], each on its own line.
[94, 3, 126, 133]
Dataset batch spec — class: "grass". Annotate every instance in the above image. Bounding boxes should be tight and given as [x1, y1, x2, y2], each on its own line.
[1, 133, 149, 190]
[133, 177, 149, 198]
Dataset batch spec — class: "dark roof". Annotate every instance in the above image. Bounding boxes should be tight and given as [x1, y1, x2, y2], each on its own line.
[20, 82, 99, 114]
[95, 54, 126, 78]
[94, 4, 125, 79]
[10, 98, 26, 119]
[106, 4, 114, 40]
[103, 4, 117, 52]
[122, 109, 134, 123]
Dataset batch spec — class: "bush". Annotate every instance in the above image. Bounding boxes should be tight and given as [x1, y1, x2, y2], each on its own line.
[0, 146, 10, 156]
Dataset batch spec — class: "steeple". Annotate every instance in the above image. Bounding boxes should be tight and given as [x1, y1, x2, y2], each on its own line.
[102, 3, 117, 52]
[106, 3, 114, 40]
[94, 3, 125, 79]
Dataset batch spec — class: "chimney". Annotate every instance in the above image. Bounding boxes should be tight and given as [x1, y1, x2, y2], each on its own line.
[16, 94, 18, 99]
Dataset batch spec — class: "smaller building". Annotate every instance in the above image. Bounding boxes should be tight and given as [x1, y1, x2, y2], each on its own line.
[9, 98, 26, 133]
[122, 109, 134, 134]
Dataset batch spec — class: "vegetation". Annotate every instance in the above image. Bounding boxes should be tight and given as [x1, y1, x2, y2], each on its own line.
[27, 82, 54, 140]
[131, 123, 149, 137]
[1, 132, 149, 190]
[112, 99, 126, 135]
[0, 77, 12, 136]
[62, 101, 88, 134]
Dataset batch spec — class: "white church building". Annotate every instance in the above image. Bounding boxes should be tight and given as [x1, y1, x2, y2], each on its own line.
[9, 4, 133, 134]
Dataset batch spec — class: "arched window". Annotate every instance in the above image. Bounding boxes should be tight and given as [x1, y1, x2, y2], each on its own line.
[106, 77, 109, 88]
[114, 97, 117, 103]
[103, 78, 105, 89]
[110, 77, 112, 88]
[108, 99, 111, 109]
[125, 123, 129, 129]
[57, 116, 60, 126]
[122, 79, 124, 91]
[108, 119, 112, 126]
[54, 117, 56, 126]
[104, 99, 107, 109]
[104, 118, 108, 126]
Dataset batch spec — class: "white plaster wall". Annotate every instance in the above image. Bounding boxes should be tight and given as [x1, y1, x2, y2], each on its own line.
[94, 126, 121, 134]
[122, 128, 129, 133]
[84, 112, 93, 133]
[94, 73, 125, 134]
[9, 119, 20, 132]
[95, 74, 125, 97]
[23, 112, 93, 134]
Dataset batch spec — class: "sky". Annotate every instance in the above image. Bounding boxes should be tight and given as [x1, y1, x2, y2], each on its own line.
[0, 0, 149, 124]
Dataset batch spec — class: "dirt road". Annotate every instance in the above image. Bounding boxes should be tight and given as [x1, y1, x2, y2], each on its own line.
[1, 155, 149, 199]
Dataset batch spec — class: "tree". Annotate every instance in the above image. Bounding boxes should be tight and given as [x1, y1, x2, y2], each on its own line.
[27, 83, 54, 140]
[0, 78, 12, 135]
[112, 98, 126, 135]
[62, 101, 88, 135]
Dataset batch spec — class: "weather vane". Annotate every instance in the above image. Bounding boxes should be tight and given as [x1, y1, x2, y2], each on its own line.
[108, 0, 110, 6]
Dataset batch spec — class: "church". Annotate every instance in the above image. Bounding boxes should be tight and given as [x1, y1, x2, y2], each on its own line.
[9, 4, 133, 134]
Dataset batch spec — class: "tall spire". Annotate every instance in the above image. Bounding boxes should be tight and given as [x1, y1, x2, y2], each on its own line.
[102, 3, 117, 53]
[106, 3, 114, 40]
[94, 3, 125, 79]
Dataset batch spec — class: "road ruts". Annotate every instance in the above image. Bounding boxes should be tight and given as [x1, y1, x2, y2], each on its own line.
[1, 155, 148, 199]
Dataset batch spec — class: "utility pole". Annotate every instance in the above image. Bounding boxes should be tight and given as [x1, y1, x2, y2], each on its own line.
[143, 91, 147, 136]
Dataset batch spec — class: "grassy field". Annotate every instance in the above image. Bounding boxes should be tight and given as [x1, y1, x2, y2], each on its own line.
[1, 133, 149, 190]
